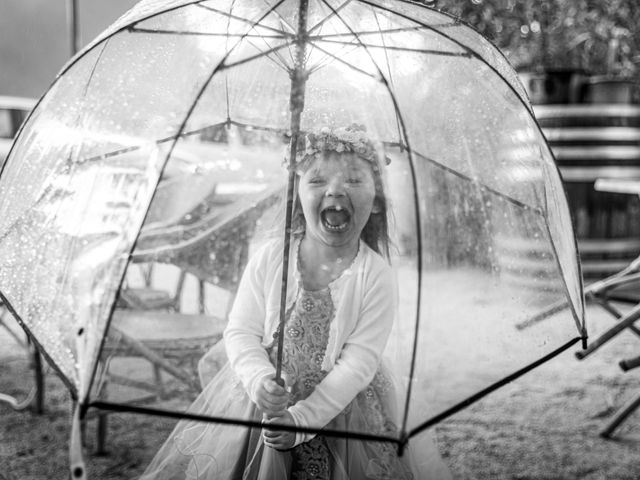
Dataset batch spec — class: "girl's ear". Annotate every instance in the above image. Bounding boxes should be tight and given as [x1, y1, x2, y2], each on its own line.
[371, 199, 382, 214]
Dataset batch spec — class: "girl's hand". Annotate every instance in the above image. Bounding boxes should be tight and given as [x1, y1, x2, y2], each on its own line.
[262, 410, 296, 450]
[255, 376, 289, 417]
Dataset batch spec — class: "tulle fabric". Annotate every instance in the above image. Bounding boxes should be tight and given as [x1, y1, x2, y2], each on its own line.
[138, 362, 452, 480]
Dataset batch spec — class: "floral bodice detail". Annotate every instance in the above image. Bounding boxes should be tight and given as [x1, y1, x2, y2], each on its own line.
[269, 286, 334, 404]
[265, 283, 414, 480]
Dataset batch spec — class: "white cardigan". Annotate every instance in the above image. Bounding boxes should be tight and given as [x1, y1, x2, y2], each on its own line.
[224, 237, 397, 444]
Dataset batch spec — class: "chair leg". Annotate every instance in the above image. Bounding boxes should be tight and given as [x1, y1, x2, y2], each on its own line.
[153, 364, 166, 399]
[94, 358, 112, 455]
[143, 263, 154, 287]
[198, 280, 206, 314]
[576, 303, 640, 360]
[619, 354, 640, 372]
[171, 269, 188, 312]
[96, 413, 108, 455]
[600, 392, 640, 438]
[32, 349, 44, 414]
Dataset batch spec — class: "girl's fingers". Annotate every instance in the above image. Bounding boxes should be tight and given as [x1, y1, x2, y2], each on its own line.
[264, 391, 288, 406]
[262, 429, 280, 439]
[258, 391, 288, 413]
[263, 379, 287, 395]
[262, 410, 295, 449]
[259, 399, 287, 415]
[263, 434, 285, 449]
[262, 430, 294, 449]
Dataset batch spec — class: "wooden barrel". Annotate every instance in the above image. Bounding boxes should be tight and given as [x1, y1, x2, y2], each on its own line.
[534, 104, 640, 279]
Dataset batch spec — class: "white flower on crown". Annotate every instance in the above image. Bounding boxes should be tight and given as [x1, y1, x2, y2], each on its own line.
[292, 123, 390, 168]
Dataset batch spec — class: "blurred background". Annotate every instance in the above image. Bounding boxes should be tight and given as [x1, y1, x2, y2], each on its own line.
[1, 1, 640, 479]
[1, 0, 137, 98]
[439, 0, 640, 283]
[4, 1, 640, 99]
[3, 0, 640, 279]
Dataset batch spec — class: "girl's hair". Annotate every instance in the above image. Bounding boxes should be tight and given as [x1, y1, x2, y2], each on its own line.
[289, 124, 391, 258]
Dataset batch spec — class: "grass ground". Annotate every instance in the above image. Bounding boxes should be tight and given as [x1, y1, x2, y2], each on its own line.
[2, 303, 640, 479]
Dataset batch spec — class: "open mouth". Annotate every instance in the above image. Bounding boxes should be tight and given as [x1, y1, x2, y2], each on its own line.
[321, 205, 351, 232]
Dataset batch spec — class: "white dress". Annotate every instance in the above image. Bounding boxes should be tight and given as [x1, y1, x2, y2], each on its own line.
[139, 239, 452, 479]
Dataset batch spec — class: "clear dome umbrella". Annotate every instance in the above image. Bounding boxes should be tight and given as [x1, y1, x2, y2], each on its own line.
[0, 0, 586, 478]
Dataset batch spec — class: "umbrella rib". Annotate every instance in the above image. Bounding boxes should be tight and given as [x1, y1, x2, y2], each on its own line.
[307, 0, 353, 34]
[257, 0, 297, 65]
[0, 40, 113, 404]
[306, 41, 360, 75]
[0, 290, 79, 400]
[218, 41, 295, 71]
[128, 26, 288, 39]
[407, 336, 582, 438]
[223, 1, 234, 123]
[307, 42, 378, 80]
[540, 204, 586, 335]
[259, 0, 297, 35]
[318, 0, 423, 448]
[195, 3, 293, 36]
[225, 118, 289, 134]
[312, 38, 472, 57]
[8, 37, 111, 248]
[78, 119, 284, 165]
[309, 24, 444, 38]
[98, 0, 290, 403]
[356, 0, 476, 55]
[89, 401, 402, 444]
[356, 0, 533, 109]
[411, 150, 543, 214]
[245, 36, 292, 73]
[531, 144, 585, 335]
[299, 10, 350, 75]
[82, 39, 109, 97]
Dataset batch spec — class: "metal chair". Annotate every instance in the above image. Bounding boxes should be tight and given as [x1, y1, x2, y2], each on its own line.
[517, 177, 640, 438]
[580, 178, 640, 438]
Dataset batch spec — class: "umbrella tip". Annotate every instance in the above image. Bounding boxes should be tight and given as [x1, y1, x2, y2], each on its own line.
[581, 335, 588, 350]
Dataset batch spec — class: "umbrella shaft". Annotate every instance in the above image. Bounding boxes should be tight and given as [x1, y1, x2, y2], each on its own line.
[275, 0, 310, 385]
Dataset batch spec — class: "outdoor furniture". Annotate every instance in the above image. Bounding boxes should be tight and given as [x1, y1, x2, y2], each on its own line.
[93, 183, 282, 453]
[0, 309, 44, 413]
[516, 177, 640, 438]
[584, 178, 640, 438]
[94, 310, 228, 453]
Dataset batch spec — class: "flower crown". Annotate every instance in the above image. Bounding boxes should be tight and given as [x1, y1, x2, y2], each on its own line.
[293, 124, 391, 168]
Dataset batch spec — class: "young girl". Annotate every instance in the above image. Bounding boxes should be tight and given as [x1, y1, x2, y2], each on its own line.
[140, 125, 452, 480]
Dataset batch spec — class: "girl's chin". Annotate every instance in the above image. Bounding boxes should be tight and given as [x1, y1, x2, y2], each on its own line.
[306, 226, 356, 244]
[320, 231, 361, 249]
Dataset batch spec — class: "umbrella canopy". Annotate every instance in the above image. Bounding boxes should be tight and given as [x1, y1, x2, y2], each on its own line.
[0, 0, 586, 472]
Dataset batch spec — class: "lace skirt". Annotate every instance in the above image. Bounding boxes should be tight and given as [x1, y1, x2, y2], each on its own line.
[138, 363, 451, 480]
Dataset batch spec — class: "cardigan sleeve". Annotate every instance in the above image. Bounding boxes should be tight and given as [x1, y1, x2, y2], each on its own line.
[224, 241, 277, 404]
[287, 259, 396, 444]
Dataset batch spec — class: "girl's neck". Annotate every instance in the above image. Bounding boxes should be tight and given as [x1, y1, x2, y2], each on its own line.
[298, 236, 359, 291]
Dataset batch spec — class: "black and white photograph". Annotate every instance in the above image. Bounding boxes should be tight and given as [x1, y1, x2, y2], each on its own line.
[1, 1, 640, 478]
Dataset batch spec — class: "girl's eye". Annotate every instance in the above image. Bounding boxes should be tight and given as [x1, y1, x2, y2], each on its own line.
[307, 177, 325, 184]
[346, 177, 362, 184]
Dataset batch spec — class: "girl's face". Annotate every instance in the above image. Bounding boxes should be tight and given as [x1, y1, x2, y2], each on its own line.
[297, 151, 378, 252]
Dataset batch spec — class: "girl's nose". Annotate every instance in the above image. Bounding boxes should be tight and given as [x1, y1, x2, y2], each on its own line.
[325, 177, 346, 197]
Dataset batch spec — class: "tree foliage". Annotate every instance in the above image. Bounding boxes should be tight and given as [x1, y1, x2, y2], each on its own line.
[434, 0, 640, 77]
